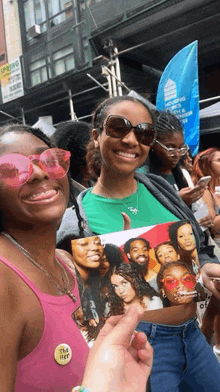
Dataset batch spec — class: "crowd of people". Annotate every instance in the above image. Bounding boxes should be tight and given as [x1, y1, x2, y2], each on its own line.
[1, 95, 220, 391]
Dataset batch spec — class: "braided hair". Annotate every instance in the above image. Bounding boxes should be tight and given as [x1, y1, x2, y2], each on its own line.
[147, 110, 188, 189]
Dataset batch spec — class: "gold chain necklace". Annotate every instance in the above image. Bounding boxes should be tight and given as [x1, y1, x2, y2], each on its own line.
[2, 232, 77, 302]
[98, 180, 139, 215]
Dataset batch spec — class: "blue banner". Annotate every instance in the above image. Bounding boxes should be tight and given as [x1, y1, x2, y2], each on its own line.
[156, 41, 199, 156]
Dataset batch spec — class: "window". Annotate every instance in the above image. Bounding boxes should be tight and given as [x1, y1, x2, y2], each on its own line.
[24, 0, 46, 38]
[52, 46, 75, 76]
[23, 1, 73, 36]
[48, 0, 73, 26]
[29, 57, 50, 86]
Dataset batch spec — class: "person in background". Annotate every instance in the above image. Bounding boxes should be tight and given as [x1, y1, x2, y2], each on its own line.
[57, 95, 220, 391]
[191, 147, 220, 363]
[192, 147, 220, 244]
[179, 144, 193, 172]
[140, 110, 207, 208]
[52, 120, 93, 203]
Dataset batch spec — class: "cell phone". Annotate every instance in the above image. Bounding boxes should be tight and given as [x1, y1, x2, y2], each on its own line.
[196, 176, 212, 186]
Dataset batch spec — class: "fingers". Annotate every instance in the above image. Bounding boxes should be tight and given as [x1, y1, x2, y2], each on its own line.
[137, 341, 153, 374]
[122, 212, 131, 230]
[95, 314, 124, 342]
[103, 305, 144, 347]
[198, 216, 214, 228]
[192, 184, 206, 200]
[194, 182, 207, 191]
[203, 278, 220, 300]
[131, 331, 148, 351]
[128, 331, 153, 373]
[138, 340, 153, 364]
[201, 263, 220, 299]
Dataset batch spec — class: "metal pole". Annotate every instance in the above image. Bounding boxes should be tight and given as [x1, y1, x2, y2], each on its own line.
[110, 62, 118, 97]
[0, 110, 22, 123]
[114, 47, 123, 96]
[21, 107, 26, 125]
[87, 73, 109, 92]
[199, 95, 220, 104]
[102, 65, 113, 97]
[102, 66, 130, 92]
[68, 89, 77, 121]
[107, 73, 113, 97]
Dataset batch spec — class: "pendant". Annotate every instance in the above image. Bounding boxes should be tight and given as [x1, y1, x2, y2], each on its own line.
[127, 206, 138, 215]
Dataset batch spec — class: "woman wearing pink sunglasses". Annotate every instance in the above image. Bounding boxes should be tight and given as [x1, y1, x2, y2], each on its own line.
[157, 261, 200, 307]
[0, 123, 153, 392]
[58, 95, 220, 392]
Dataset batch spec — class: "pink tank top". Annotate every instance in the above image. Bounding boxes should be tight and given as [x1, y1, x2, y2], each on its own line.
[0, 255, 89, 392]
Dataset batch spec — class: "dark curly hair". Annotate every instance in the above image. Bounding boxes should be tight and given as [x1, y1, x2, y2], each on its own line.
[52, 120, 92, 183]
[108, 262, 158, 316]
[86, 95, 155, 179]
[0, 123, 85, 236]
[103, 243, 125, 270]
[124, 237, 151, 256]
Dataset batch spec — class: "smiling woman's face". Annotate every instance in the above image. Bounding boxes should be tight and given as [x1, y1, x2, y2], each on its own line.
[92, 101, 152, 177]
[110, 274, 137, 304]
[72, 236, 104, 270]
[0, 131, 69, 230]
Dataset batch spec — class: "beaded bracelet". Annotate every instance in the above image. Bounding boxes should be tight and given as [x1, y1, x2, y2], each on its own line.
[72, 386, 91, 392]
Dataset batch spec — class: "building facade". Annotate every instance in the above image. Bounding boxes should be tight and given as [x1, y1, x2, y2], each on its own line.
[0, 0, 219, 131]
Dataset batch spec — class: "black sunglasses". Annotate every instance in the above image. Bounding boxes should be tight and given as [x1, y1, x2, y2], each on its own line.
[103, 115, 156, 146]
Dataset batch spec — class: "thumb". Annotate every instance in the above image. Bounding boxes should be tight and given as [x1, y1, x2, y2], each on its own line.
[121, 212, 131, 230]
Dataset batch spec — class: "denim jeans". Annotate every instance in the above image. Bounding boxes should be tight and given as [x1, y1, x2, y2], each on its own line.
[136, 317, 220, 392]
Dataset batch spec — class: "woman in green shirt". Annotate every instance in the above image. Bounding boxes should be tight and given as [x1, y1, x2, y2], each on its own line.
[57, 95, 220, 392]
